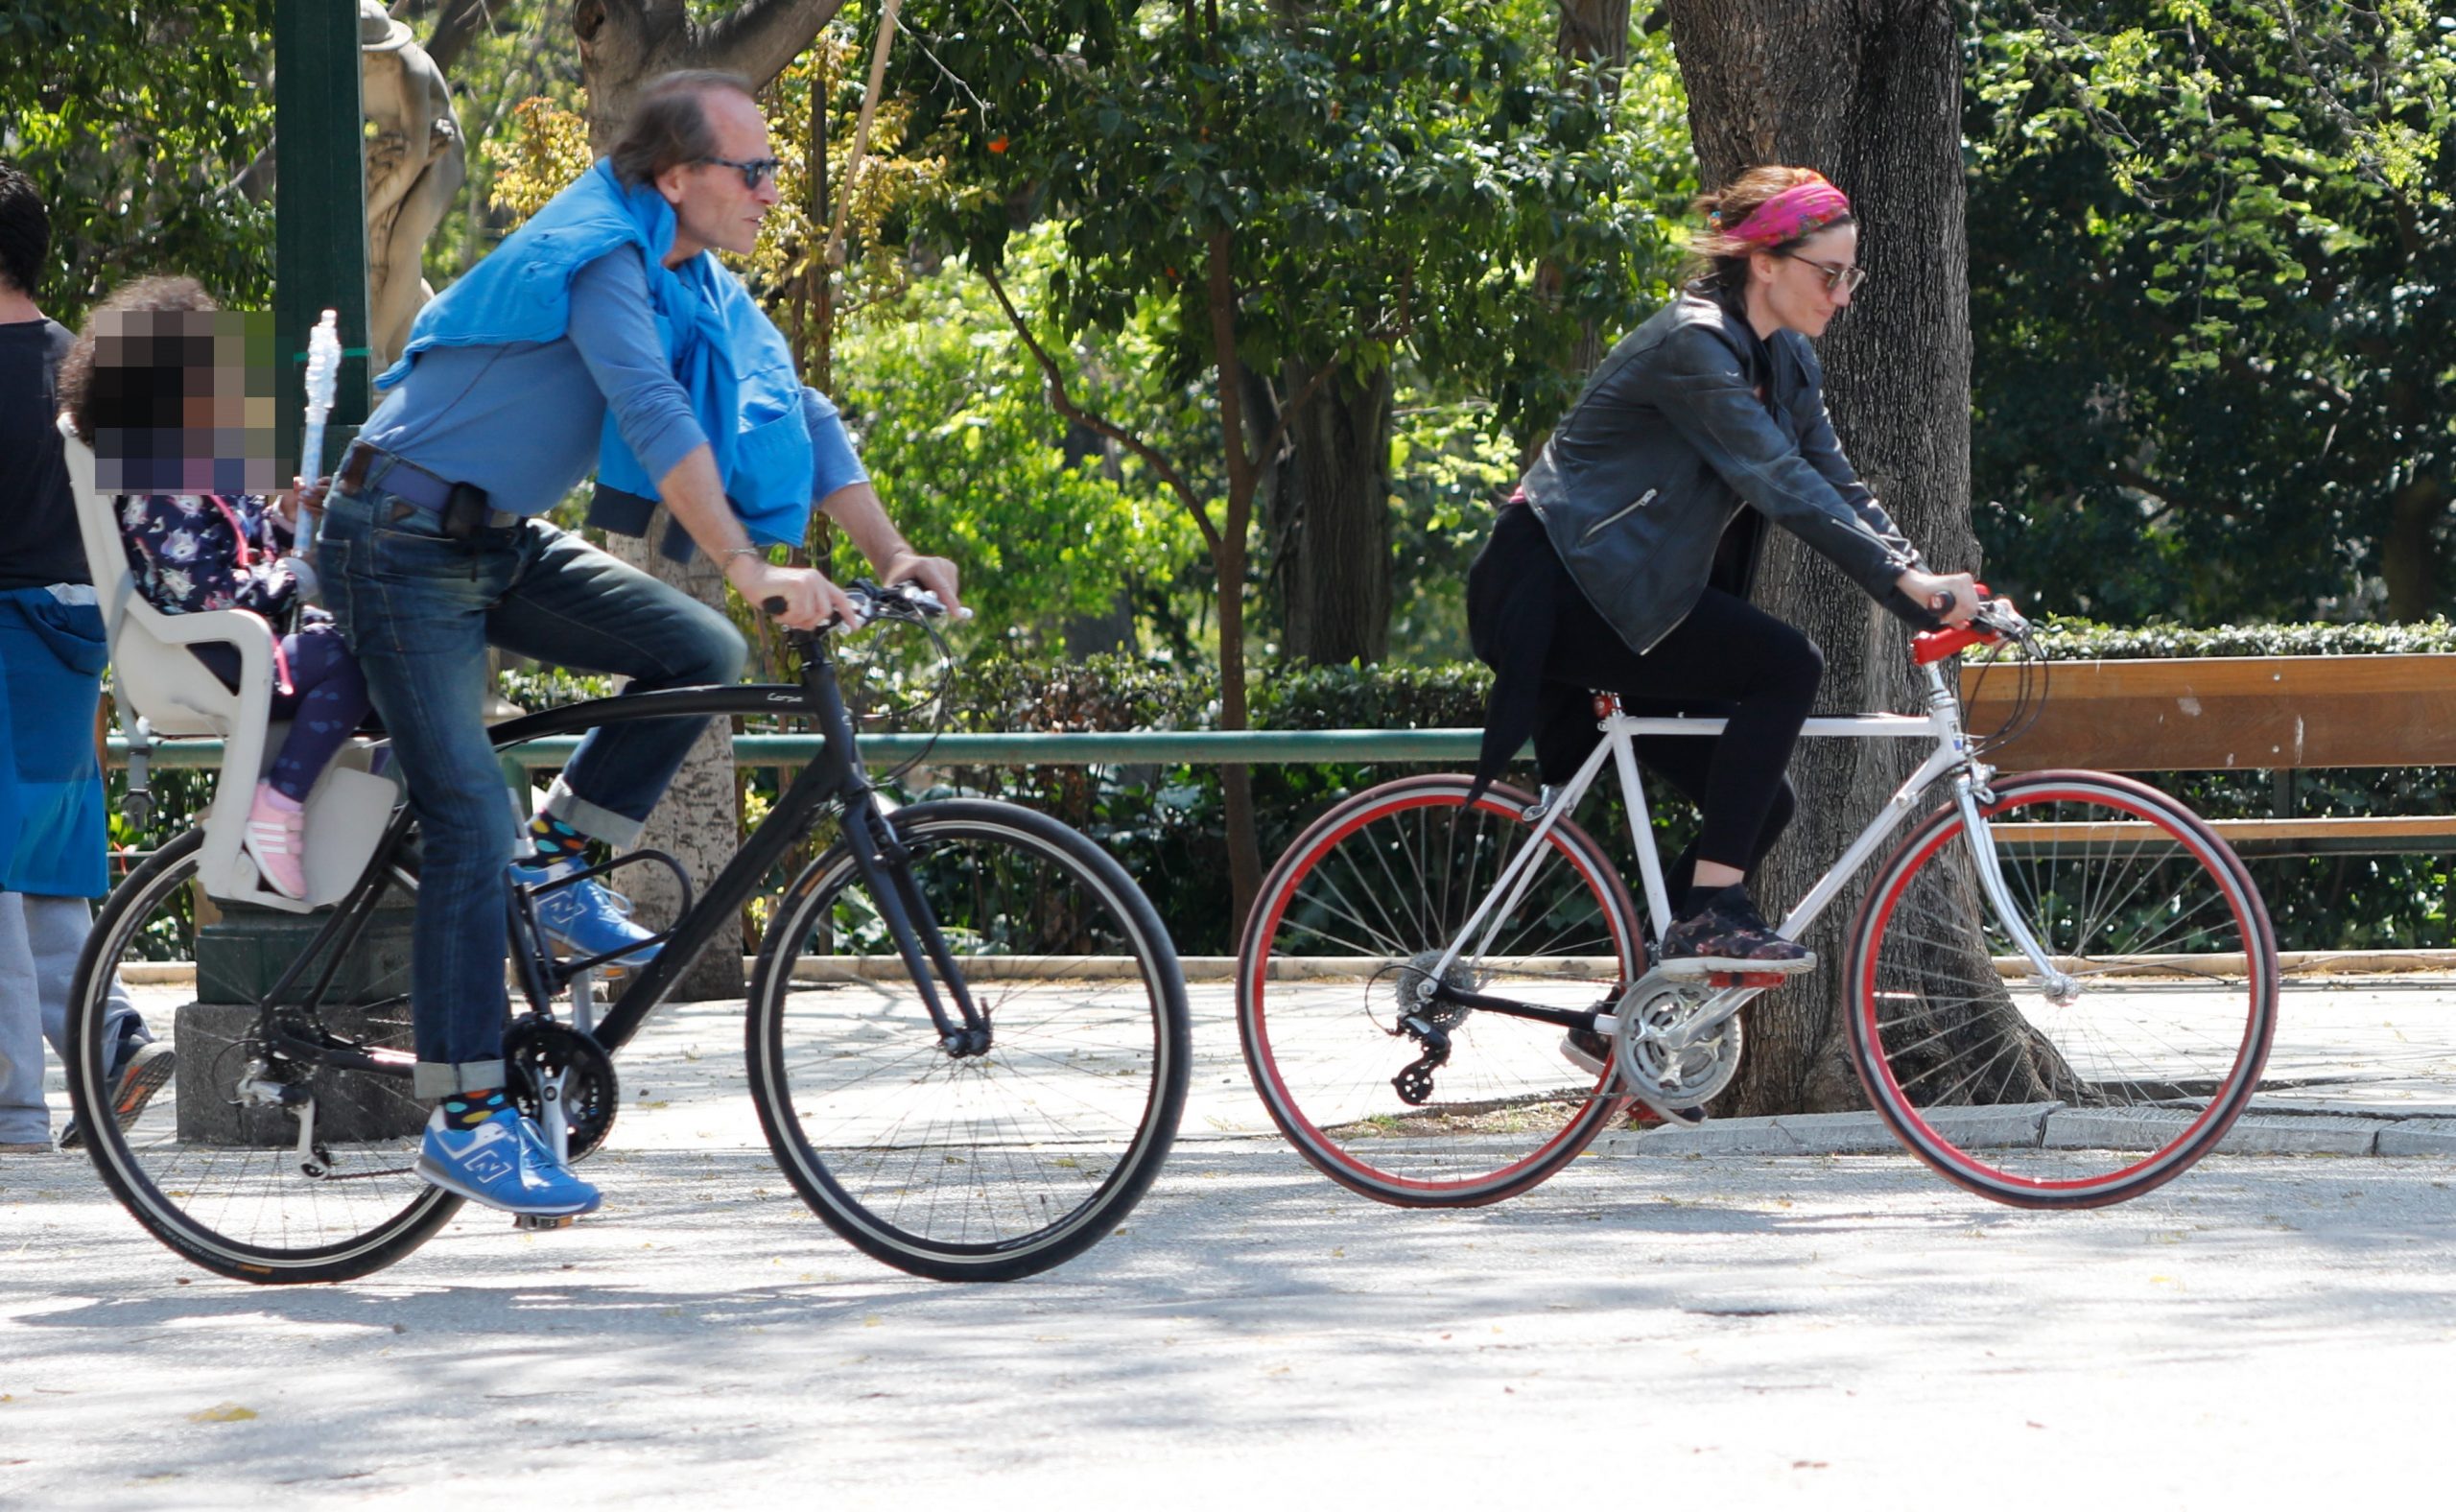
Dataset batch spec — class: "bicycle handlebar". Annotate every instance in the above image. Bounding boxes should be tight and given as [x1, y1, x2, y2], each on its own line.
[1909, 582, 2030, 666]
[759, 579, 966, 635]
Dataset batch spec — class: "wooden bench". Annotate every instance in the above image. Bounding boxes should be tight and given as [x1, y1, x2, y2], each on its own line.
[1962, 652, 2456, 856]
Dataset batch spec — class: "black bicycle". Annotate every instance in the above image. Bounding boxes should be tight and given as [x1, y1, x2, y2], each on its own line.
[66, 582, 1191, 1284]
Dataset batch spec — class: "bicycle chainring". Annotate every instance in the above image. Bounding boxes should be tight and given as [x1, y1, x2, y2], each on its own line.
[1613, 979, 1746, 1108]
[505, 1017, 619, 1161]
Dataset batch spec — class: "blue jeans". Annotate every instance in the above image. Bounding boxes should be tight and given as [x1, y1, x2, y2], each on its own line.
[318, 489, 744, 1098]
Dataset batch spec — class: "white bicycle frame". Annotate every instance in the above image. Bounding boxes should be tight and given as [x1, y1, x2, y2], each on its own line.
[1424, 657, 2079, 1046]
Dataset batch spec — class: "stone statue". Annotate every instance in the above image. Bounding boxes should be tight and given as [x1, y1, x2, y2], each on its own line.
[360, 3, 464, 370]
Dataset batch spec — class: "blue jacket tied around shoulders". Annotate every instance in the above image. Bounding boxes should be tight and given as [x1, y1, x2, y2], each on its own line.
[376, 158, 815, 552]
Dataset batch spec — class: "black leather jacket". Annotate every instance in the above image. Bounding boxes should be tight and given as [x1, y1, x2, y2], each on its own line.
[1519, 288, 1935, 653]
[1467, 289, 1942, 789]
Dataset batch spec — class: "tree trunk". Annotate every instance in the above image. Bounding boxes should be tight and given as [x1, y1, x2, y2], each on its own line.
[1523, 0, 1634, 437]
[617, 549, 753, 1002]
[573, 0, 848, 134]
[1059, 419, 1136, 656]
[2381, 472, 2444, 622]
[1665, 0, 2022, 1115]
[1277, 359, 1395, 666]
[1556, 0, 1634, 64]
[1207, 230, 1266, 933]
[565, 2, 846, 997]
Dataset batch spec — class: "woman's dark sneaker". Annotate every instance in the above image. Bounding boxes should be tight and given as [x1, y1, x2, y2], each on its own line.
[1656, 889, 1815, 976]
[1559, 1027, 1613, 1075]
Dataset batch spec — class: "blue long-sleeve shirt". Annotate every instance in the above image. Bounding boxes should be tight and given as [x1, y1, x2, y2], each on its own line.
[357, 248, 865, 516]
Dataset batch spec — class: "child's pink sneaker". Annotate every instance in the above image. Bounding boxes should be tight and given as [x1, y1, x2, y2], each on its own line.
[244, 782, 308, 898]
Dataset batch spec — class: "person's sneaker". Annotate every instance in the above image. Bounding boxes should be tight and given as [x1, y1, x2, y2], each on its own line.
[413, 1106, 602, 1217]
[59, 1040, 177, 1149]
[509, 857, 659, 968]
[1559, 1027, 1613, 1076]
[1656, 889, 1816, 977]
[244, 780, 308, 899]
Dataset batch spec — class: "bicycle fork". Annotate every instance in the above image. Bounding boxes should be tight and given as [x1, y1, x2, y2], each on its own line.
[838, 795, 993, 1057]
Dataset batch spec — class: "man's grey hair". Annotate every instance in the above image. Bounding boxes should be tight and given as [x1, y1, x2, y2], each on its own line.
[607, 70, 758, 188]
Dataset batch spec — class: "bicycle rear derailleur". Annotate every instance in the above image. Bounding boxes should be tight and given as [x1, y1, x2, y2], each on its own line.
[1384, 952, 1482, 1105]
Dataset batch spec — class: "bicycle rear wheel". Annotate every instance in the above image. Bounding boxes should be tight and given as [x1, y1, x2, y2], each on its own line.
[1846, 770, 2279, 1207]
[68, 824, 460, 1283]
[1238, 775, 1641, 1207]
[745, 799, 1190, 1282]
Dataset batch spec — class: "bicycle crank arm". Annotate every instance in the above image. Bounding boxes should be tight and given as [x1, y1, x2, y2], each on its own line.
[1654, 984, 1766, 1051]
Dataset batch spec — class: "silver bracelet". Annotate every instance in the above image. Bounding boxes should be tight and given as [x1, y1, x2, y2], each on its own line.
[720, 546, 767, 562]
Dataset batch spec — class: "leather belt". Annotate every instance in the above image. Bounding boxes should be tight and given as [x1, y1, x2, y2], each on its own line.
[337, 441, 454, 510]
[335, 442, 519, 532]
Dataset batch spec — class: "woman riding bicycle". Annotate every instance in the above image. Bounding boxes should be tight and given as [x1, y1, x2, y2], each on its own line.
[1469, 165, 1980, 983]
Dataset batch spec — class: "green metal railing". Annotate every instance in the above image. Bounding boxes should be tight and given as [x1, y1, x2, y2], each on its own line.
[107, 729, 1494, 769]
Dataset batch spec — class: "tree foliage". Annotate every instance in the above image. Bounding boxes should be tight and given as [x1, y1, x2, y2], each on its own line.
[1968, 0, 2456, 624]
[833, 230, 1201, 639]
[914, 0, 1680, 448]
[0, 2, 275, 325]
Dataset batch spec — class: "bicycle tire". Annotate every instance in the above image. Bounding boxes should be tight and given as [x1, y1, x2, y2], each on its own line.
[744, 798, 1190, 1282]
[1237, 775, 1641, 1208]
[67, 825, 462, 1284]
[1845, 769, 2279, 1208]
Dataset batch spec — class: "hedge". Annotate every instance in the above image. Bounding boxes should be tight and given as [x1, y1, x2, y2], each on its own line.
[106, 623, 2456, 956]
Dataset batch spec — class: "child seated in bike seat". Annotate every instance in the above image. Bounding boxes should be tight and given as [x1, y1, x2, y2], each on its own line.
[58, 277, 371, 900]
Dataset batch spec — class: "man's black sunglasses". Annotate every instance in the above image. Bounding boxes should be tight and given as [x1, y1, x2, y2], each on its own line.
[696, 154, 781, 189]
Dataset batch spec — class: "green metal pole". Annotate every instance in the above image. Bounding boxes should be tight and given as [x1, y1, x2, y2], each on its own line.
[274, 0, 372, 481]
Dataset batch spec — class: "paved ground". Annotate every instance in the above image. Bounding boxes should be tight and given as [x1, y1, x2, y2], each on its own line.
[5, 980, 2454, 1506]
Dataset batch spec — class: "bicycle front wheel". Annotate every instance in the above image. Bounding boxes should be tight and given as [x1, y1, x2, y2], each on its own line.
[68, 825, 460, 1284]
[745, 799, 1190, 1282]
[1238, 775, 1641, 1207]
[1846, 770, 2279, 1207]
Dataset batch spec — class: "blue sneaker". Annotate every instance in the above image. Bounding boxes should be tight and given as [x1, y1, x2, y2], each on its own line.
[414, 1106, 602, 1217]
[510, 858, 660, 968]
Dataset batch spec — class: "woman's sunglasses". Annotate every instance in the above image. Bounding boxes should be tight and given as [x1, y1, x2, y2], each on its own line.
[1780, 252, 1868, 295]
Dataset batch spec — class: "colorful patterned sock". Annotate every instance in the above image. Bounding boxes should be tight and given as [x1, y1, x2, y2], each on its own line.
[439, 1088, 509, 1129]
[527, 813, 590, 865]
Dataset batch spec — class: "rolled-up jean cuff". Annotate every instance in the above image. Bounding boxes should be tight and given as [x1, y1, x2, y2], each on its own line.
[541, 775, 647, 848]
[413, 1058, 508, 1099]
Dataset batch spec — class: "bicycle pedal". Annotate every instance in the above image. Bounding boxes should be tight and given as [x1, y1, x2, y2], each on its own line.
[1708, 970, 1792, 988]
[511, 1213, 580, 1232]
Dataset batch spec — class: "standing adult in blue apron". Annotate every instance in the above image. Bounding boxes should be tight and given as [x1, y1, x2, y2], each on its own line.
[0, 160, 171, 1154]
[316, 72, 962, 1221]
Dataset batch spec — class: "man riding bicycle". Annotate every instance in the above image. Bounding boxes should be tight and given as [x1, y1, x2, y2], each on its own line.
[315, 70, 960, 1221]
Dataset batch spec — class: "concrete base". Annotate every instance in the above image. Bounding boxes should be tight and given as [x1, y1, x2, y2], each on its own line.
[2378, 1119, 2456, 1156]
[195, 897, 414, 1005]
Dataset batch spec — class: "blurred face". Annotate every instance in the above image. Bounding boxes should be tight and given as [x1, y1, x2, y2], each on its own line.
[655, 88, 780, 265]
[1746, 223, 1860, 340]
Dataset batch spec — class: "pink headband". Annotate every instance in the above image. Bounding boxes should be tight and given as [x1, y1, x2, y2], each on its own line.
[1712, 175, 1853, 248]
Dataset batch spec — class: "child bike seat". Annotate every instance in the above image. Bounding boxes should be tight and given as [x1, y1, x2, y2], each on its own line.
[58, 415, 393, 910]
